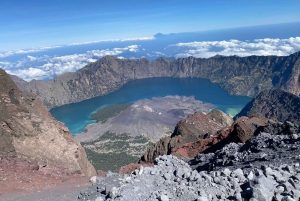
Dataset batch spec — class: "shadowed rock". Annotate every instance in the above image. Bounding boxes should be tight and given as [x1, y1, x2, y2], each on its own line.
[235, 89, 300, 124]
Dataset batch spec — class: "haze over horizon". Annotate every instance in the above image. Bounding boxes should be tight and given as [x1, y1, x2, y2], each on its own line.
[1, 1, 300, 81]
[1, 0, 300, 51]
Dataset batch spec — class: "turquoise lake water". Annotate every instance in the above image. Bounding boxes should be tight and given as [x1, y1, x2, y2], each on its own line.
[50, 78, 252, 135]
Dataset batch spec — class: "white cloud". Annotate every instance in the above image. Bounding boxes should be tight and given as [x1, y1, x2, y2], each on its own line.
[173, 37, 300, 58]
[68, 36, 154, 46]
[27, 55, 37, 61]
[5, 45, 140, 81]
[0, 46, 63, 58]
[7, 67, 48, 81]
[0, 36, 153, 58]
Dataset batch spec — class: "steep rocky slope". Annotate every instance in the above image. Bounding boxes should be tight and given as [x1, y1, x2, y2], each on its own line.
[12, 52, 300, 109]
[0, 68, 96, 191]
[139, 110, 233, 163]
[235, 89, 300, 124]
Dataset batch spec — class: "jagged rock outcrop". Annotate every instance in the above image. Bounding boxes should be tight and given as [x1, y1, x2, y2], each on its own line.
[235, 89, 300, 124]
[232, 116, 267, 142]
[167, 116, 266, 159]
[0, 68, 96, 177]
[11, 52, 300, 109]
[139, 110, 233, 163]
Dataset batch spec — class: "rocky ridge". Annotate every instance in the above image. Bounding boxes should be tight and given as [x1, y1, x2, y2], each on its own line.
[12, 52, 300, 109]
[235, 89, 300, 124]
[0, 68, 96, 196]
[139, 110, 233, 163]
[78, 120, 300, 201]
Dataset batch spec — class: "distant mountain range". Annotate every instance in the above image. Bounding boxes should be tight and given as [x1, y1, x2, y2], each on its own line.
[11, 52, 300, 109]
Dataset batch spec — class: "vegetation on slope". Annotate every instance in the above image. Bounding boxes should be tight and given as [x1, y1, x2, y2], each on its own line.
[81, 131, 154, 172]
[90, 103, 132, 123]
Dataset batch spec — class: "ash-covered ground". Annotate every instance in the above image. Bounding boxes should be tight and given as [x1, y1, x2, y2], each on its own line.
[78, 121, 300, 201]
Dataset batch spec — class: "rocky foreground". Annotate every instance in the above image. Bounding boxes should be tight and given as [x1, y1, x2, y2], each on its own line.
[78, 120, 300, 201]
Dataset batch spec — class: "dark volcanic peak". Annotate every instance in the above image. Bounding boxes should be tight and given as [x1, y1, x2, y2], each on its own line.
[11, 52, 300, 109]
[235, 89, 300, 124]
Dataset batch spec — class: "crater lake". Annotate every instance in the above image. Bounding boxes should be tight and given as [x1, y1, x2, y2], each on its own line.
[50, 77, 252, 135]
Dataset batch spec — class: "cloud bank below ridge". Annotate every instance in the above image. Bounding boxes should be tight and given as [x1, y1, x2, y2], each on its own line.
[0, 37, 299, 81]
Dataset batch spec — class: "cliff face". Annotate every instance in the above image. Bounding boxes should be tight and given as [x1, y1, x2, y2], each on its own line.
[12, 52, 300, 109]
[0, 68, 96, 177]
[235, 89, 300, 124]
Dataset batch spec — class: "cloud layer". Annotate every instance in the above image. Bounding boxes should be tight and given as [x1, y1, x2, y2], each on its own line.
[173, 37, 300, 58]
[0, 36, 154, 58]
[1, 45, 139, 81]
[1, 36, 299, 81]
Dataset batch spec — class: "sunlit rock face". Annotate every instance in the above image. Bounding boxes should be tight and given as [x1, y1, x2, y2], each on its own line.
[0, 68, 96, 177]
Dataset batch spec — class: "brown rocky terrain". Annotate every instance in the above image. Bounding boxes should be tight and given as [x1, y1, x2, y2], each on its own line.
[139, 110, 233, 163]
[121, 113, 267, 173]
[235, 89, 300, 124]
[171, 116, 267, 158]
[11, 52, 300, 109]
[0, 68, 96, 198]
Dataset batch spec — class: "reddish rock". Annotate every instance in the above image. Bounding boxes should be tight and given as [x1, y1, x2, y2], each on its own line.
[0, 68, 96, 197]
[0, 155, 90, 197]
[172, 116, 268, 158]
[140, 110, 233, 163]
[171, 127, 233, 158]
[0, 68, 96, 177]
[233, 116, 267, 142]
[119, 163, 154, 175]
[97, 170, 107, 177]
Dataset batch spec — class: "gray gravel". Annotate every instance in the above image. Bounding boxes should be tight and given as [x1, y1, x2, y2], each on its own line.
[78, 121, 300, 201]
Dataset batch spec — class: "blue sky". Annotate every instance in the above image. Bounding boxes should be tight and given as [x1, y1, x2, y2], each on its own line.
[1, 0, 300, 51]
